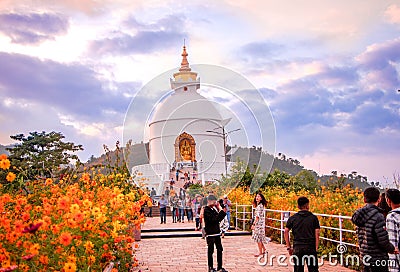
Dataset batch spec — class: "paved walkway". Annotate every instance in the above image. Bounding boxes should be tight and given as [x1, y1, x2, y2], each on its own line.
[134, 217, 355, 272]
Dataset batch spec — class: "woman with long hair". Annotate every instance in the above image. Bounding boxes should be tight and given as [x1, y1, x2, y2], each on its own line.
[251, 192, 270, 257]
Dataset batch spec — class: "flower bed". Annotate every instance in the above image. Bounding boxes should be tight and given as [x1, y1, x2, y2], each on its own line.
[0, 154, 150, 271]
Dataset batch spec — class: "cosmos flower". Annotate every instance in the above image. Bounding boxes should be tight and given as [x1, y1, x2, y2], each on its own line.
[22, 222, 43, 234]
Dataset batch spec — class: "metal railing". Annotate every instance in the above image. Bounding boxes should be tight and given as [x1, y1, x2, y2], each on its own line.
[234, 205, 356, 248]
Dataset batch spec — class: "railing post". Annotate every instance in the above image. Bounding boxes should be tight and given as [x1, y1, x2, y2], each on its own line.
[235, 203, 238, 231]
[280, 212, 284, 244]
[243, 205, 246, 230]
[339, 214, 343, 245]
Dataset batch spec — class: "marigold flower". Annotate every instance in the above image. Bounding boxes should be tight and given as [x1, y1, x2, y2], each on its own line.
[0, 154, 7, 160]
[6, 172, 16, 182]
[63, 262, 76, 272]
[59, 232, 73, 246]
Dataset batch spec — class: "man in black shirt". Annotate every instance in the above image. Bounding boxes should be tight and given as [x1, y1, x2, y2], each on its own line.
[284, 196, 320, 272]
[204, 194, 228, 272]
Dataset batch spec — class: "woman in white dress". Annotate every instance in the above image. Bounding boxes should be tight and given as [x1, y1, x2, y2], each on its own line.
[251, 192, 270, 257]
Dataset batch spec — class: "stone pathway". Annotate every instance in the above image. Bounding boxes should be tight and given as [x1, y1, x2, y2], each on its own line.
[134, 217, 355, 272]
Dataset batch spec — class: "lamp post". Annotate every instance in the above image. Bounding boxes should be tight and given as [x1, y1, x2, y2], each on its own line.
[206, 125, 240, 176]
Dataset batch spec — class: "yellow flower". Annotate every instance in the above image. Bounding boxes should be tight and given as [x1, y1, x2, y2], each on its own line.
[0, 159, 11, 170]
[63, 262, 76, 272]
[84, 241, 94, 253]
[69, 204, 80, 214]
[67, 255, 77, 263]
[87, 255, 95, 264]
[6, 172, 16, 182]
[45, 178, 53, 185]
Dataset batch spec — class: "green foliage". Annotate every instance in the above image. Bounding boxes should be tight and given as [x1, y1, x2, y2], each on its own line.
[7, 131, 83, 180]
[187, 183, 203, 196]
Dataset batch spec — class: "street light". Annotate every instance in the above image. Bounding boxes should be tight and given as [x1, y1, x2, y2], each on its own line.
[206, 122, 241, 176]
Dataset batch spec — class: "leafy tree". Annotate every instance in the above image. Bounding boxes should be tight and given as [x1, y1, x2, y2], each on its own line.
[291, 170, 319, 191]
[7, 131, 83, 180]
[262, 169, 291, 188]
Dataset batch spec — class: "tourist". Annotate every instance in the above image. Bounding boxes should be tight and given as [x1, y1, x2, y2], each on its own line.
[175, 169, 179, 182]
[150, 187, 156, 204]
[194, 195, 202, 230]
[158, 194, 168, 224]
[184, 171, 188, 182]
[147, 199, 153, 217]
[179, 188, 186, 200]
[219, 199, 229, 238]
[378, 192, 392, 218]
[204, 194, 228, 272]
[251, 193, 270, 256]
[170, 187, 176, 198]
[385, 189, 400, 272]
[164, 187, 170, 204]
[171, 195, 179, 223]
[201, 191, 214, 238]
[178, 196, 185, 223]
[185, 195, 193, 223]
[352, 187, 396, 271]
[284, 196, 320, 272]
[223, 195, 232, 229]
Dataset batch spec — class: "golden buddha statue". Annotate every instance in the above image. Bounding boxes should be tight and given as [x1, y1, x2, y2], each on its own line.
[180, 139, 192, 161]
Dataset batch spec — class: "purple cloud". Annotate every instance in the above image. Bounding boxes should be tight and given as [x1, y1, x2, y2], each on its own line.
[89, 14, 187, 56]
[0, 52, 139, 122]
[0, 12, 69, 44]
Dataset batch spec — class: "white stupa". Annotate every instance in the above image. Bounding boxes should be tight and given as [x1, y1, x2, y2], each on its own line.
[132, 46, 233, 194]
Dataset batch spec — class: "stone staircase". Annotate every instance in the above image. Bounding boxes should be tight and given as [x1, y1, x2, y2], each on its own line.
[141, 206, 251, 239]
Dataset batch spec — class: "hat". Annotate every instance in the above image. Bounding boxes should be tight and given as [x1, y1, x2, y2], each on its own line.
[207, 195, 217, 201]
[223, 195, 228, 199]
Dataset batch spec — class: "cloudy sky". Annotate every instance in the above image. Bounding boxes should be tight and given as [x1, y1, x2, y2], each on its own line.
[0, 0, 399, 184]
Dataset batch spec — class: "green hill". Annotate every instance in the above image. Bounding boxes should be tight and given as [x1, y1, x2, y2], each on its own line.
[86, 142, 375, 189]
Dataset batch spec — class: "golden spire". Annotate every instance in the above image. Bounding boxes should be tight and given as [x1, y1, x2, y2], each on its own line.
[179, 45, 191, 72]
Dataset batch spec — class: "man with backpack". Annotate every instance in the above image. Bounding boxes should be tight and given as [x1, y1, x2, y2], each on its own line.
[385, 189, 400, 272]
[352, 187, 397, 272]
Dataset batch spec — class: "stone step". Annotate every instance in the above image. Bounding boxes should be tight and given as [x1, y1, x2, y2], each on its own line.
[141, 230, 251, 239]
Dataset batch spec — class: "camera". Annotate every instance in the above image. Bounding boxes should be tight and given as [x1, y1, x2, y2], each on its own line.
[218, 199, 225, 209]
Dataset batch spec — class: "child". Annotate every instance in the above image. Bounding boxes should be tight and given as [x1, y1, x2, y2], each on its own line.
[204, 195, 228, 272]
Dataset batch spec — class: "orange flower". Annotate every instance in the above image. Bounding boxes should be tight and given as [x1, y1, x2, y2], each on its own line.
[6, 172, 16, 182]
[59, 232, 72, 246]
[45, 178, 52, 186]
[21, 213, 30, 222]
[73, 212, 84, 223]
[0, 154, 7, 160]
[0, 158, 10, 170]
[63, 262, 76, 272]
[39, 255, 49, 265]
[29, 243, 40, 255]
[57, 196, 70, 211]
